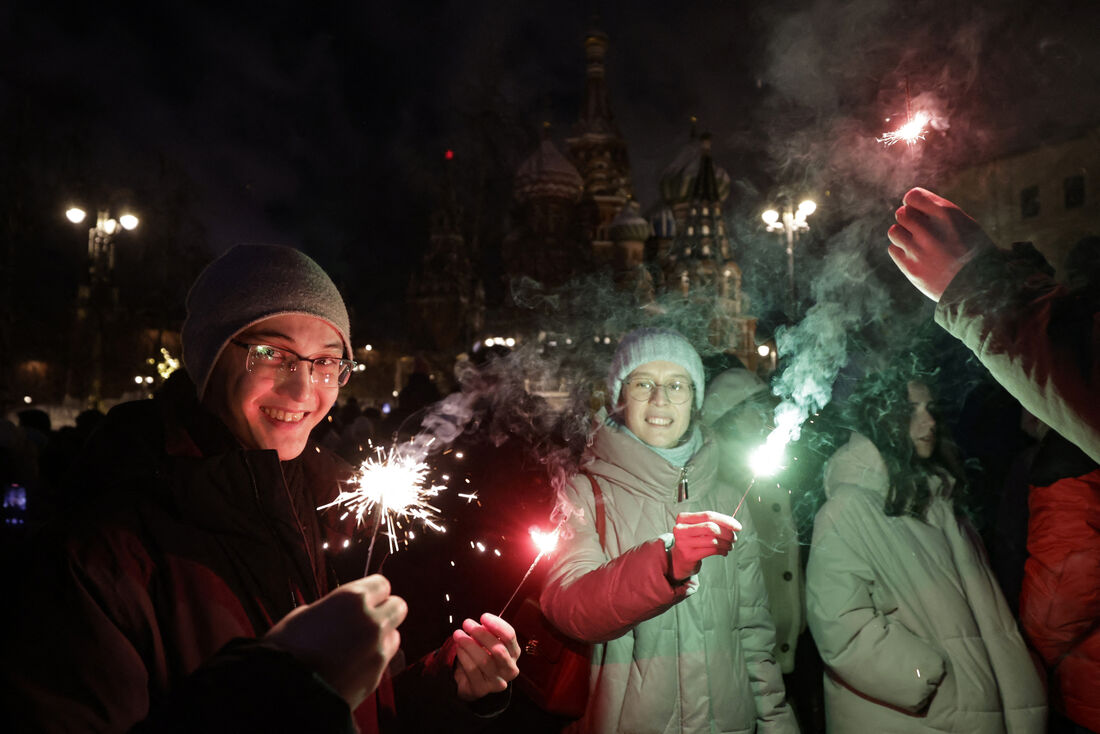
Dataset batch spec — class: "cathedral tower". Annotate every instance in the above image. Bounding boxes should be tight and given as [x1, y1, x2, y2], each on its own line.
[566, 24, 634, 264]
[407, 151, 485, 356]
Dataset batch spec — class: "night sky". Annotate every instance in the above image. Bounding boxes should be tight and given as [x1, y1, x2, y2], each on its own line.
[3, 0, 1099, 344]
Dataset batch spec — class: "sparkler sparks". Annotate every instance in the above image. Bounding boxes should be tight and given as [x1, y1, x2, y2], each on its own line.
[529, 527, 560, 555]
[499, 522, 564, 616]
[318, 440, 446, 571]
[878, 111, 930, 146]
[736, 407, 803, 517]
[748, 436, 787, 478]
[878, 78, 931, 147]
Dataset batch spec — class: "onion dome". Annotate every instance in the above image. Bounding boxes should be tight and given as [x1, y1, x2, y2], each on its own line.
[609, 200, 653, 242]
[648, 205, 677, 239]
[658, 131, 731, 208]
[514, 133, 584, 203]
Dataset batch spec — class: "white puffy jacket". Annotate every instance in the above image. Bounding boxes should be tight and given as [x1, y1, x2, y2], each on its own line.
[541, 420, 798, 734]
[806, 432, 1046, 733]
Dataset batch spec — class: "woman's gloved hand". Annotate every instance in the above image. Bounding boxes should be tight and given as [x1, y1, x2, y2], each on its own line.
[668, 511, 742, 582]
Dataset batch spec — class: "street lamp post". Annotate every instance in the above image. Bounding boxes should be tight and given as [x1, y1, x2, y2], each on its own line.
[66, 206, 139, 409]
[761, 199, 816, 315]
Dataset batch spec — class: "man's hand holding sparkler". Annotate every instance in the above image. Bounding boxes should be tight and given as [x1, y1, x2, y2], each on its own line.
[669, 511, 742, 582]
[265, 574, 407, 710]
[451, 613, 521, 701]
[888, 187, 995, 301]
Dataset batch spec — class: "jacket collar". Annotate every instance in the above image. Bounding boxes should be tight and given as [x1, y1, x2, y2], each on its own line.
[824, 432, 890, 500]
[586, 417, 718, 502]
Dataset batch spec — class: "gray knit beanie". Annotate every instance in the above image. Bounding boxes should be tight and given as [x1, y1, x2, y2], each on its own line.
[607, 327, 705, 410]
[182, 244, 352, 400]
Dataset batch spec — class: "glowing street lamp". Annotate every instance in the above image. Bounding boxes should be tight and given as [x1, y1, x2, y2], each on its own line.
[65, 204, 141, 409]
[761, 199, 816, 314]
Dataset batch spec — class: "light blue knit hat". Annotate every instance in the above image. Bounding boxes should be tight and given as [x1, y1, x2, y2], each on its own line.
[607, 328, 705, 410]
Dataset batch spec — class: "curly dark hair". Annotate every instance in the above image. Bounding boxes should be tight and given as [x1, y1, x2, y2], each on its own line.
[844, 361, 970, 521]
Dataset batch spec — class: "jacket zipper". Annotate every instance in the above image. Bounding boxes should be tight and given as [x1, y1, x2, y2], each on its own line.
[245, 455, 299, 611]
[677, 465, 689, 501]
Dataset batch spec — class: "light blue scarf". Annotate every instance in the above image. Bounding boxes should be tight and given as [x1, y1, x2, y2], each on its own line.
[609, 414, 703, 468]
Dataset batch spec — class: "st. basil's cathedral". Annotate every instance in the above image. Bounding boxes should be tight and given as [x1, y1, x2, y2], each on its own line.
[406, 25, 760, 391]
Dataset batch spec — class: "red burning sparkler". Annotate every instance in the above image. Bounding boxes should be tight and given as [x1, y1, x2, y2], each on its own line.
[499, 522, 564, 616]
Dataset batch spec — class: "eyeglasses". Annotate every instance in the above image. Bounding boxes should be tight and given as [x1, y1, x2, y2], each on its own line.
[624, 378, 693, 405]
[230, 340, 355, 388]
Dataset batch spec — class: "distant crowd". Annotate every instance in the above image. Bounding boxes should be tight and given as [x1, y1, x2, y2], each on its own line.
[2, 188, 1097, 734]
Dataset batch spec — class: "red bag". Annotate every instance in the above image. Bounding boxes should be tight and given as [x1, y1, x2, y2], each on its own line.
[512, 474, 605, 719]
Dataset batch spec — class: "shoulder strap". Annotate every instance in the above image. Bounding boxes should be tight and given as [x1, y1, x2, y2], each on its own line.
[583, 473, 606, 546]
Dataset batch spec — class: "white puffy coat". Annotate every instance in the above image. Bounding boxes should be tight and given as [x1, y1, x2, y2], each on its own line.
[806, 432, 1046, 733]
[541, 420, 798, 734]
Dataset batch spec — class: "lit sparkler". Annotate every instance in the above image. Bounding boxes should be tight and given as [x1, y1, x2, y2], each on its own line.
[499, 522, 564, 617]
[878, 78, 929, 147]
[735, 406, 802, 517]
[878, 111, 930, 147]
[318, 439, 446, 574]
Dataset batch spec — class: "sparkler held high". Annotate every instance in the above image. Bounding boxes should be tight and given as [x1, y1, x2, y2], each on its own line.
[318, 437, 447, 575]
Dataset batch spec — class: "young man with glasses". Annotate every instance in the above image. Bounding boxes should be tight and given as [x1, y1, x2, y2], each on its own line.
[3, 244, 519, 733]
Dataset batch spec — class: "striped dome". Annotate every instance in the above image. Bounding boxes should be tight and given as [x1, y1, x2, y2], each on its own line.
[514, 139, 584, 203]
[609, 200, 653, 242]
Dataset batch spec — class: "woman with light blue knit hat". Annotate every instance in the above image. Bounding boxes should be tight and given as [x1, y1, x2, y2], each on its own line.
[540, 327, 798, 733]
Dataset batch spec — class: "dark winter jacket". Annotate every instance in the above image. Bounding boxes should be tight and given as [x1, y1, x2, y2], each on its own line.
[1021, 432, 1100, 732]
[1, 372, 491, 733]
[936, 244, 1100, 464]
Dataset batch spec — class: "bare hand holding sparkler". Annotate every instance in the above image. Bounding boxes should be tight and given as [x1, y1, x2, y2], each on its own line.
[888, 187, 995, 301]
[451, 613, 521, 701]
[669, 511, 742, 581]
[265, 575, 406, 709]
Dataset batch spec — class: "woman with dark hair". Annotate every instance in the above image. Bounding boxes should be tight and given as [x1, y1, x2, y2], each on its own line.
[805, 365, 1046, 733]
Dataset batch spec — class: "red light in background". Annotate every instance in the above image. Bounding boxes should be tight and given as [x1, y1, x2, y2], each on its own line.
[444, 149, 454, 160]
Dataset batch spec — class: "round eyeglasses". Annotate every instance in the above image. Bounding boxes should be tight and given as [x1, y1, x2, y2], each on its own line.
[623, 378, 693, 405]
[231, 340, 355, 388]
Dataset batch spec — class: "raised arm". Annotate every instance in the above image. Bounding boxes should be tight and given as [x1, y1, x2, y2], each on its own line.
[889, 186, 1100, 464]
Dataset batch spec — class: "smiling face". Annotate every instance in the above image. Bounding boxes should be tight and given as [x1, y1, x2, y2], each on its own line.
[619, 360, 694, 449]
[907, 381, 937, 460]
[203, 314, 343, 460]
